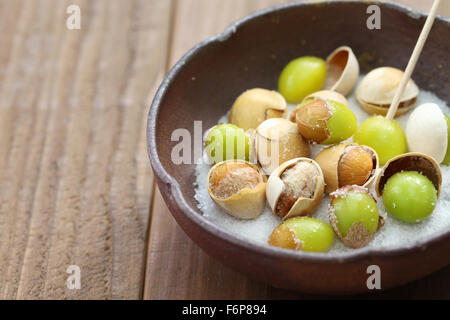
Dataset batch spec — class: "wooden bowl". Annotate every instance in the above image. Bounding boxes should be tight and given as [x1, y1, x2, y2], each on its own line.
[147, 1, 450, 295]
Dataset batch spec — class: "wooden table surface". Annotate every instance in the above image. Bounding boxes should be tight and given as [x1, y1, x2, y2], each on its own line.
[0, 0, 449, 300]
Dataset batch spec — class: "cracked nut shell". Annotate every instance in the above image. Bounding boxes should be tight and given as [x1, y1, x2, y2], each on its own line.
[207, 160, 267, 220]
[229, 88, 287, 131]
[315, 143, 379, 193]
[356, 67, 419, 117]
[266, 158, 325, 220]
[375, 152, 442, 199]
[254, 118, 310, 175]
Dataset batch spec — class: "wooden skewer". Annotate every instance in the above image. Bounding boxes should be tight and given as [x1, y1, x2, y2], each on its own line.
[386, 0, 441, 120]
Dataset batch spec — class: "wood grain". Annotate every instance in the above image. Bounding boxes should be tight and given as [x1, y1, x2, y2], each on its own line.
[144, 0, 450, 300]
[144, 0, 300, 300]
[0, 0, 172, 299]
[0, 0, 448, 300]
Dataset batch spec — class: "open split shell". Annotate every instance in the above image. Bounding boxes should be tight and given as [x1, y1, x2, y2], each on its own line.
[324, 46, 360, 96]
[229, 88, 287, 131]
[356, 67, 419, 117]
[266, 158, 325, 220]
[207, 160, 267, 220]
[254, 118, 310, 175]
[315, 143, 379, 193]
[375, 152, 442, 198]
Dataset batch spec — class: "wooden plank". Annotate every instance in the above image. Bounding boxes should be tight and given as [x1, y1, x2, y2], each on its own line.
[144, 0, 293, 300]
[0, 0, 23, 87]
[144, 0, 450, 300]
[0, 0, 172, 299]
[0, 0, 64, 299]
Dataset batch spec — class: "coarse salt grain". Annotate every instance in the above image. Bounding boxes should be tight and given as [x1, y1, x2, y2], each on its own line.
[194, 75, 450, 254]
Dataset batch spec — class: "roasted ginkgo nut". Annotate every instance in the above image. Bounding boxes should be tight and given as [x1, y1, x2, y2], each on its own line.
[210, 163, 261, 199]
[315, 143, 378, 193]
[275, 161, 318, 217]
[255, 118, 310, 175]
[329, 186, 383, 249]
[205, 124, 250, 165]
[266, 158, 325, 220]
[207, 160, 267, 220]
[354, 116, 406, 165]
[278, 56, 327, 103]
[268, 217, 334, 253]
[338, 146, 374, 187]
[295, 99, 357, 145]
[382, 171, 437, 223]
[295, 99, 331, 142]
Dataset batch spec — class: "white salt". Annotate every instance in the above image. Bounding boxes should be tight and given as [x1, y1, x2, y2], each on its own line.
[194, 76, 450, 254]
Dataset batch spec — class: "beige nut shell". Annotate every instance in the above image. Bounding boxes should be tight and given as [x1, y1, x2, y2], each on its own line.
[255, 118, 310, 175]
[266, 158, 325, 220]
[324, 46, 360, 96]
[289, 90, 349, 122]
[406, 103, 448, 164]
[315, 143, 379, 193]
[304, 90, 349, 106]
[207, 160, 267, 220]
[293, 99, 332, 143]
[375, 152, 442, 198]
[356, 67, 419, 117]
[229, 88, 287, 131]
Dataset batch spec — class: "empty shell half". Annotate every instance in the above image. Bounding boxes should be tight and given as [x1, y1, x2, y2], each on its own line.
[315, 143, 379, 193]
[255, 118, 310, 175]
[356, 67, 419, 117]
[375, 152, 442, 198]
[207, 160, 267, 220]
[229, 88, 287, 131]
[266, 158, 325, 220]
[324, 46, 360, 96]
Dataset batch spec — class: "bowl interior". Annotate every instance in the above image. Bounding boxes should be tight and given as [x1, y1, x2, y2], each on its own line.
[151, 1, 449, 237]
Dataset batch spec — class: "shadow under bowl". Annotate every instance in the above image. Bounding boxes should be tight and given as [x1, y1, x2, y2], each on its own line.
[147, 1, 450, 295]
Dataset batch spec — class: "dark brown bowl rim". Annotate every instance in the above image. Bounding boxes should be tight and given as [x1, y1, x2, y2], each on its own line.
[147, 0, 450, 263]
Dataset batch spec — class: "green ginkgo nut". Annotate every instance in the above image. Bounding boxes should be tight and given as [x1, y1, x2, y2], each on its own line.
[382, 171, 437, 223]
[269, 217, 334, 253]
[332, 190, 379, 237]
[278, 56, 327, 103]
[354, 116, 406, 165]
[205, 124, 250, 164]
[322, 100, 358, 145]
